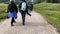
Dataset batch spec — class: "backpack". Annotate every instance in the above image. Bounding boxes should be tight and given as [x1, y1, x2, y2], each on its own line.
[9, 3, 15, 12]
[21, 2, 27, 11]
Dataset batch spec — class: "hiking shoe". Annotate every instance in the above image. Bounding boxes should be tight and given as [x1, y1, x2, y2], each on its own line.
[28, 14, 31, 16]
[13, 21, 16, 23]
[11, 24, 14, 26]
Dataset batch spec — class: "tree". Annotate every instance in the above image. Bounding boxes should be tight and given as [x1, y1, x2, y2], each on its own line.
[58, 0, 60, 3]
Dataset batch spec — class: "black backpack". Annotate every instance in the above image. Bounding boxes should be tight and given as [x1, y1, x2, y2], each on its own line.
[9, 3, 15, 12]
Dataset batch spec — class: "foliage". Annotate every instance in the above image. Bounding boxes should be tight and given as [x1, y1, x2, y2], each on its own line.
[0, 4, 7, 21]
[34, 3, 60, 33]
[46, 0, 59, 3]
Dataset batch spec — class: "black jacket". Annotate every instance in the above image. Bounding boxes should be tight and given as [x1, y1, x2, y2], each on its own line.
[7, 2, 18, 13]
[28, 3, 33, 11]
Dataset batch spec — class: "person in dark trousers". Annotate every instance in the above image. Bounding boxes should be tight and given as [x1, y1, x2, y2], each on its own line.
[7, 0, 18, 26]
[19, 0, 31, 25]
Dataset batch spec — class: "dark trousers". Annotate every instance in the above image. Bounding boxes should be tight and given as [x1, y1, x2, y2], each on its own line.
[11, 18, 15, 25]
[20, 11, 26, 25]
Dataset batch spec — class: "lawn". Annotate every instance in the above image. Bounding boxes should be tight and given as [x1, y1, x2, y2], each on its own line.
[0, 4, 8, 22]
[34, 3, 60, 33]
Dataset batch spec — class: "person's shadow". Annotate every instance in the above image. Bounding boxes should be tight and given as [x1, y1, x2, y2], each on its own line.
[14, 22, 48, 27]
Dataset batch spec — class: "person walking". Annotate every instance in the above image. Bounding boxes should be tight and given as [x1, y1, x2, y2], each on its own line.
[7, 0, 18, 26]
[19, 0, 31, 25]
[28, 2, 33, 12]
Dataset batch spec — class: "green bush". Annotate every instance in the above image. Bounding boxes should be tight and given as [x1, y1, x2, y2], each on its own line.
[0, 4, 7, 21]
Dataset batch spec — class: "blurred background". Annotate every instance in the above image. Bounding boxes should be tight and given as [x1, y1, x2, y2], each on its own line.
[0, 0, 60, 4]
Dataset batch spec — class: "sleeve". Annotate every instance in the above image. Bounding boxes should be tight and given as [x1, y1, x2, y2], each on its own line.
[18, 3, 21, 11]
[18, 3, 22, 10]
[26, 3, 29, 10]
[15, 4, 18, 13]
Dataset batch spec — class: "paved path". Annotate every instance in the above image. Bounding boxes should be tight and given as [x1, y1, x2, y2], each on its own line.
[0, 12, 59, 34]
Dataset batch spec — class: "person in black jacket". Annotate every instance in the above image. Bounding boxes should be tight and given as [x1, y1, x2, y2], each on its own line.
[28, 2, 33, 12]
[7, 0, 18, 26]
[19, 0, 31, 25]
[29, 3, 33, 12]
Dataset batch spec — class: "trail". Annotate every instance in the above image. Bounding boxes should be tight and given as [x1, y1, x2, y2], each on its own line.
[0, 12, 59, 34]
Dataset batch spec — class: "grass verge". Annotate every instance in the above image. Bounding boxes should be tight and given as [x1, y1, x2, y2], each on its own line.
[34, 3, 60, 33]
[0, 4, 7, 22]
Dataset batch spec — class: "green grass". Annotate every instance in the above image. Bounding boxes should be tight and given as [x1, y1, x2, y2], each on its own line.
[34, 3, 60, 33]
[0, 4, 7, 21]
